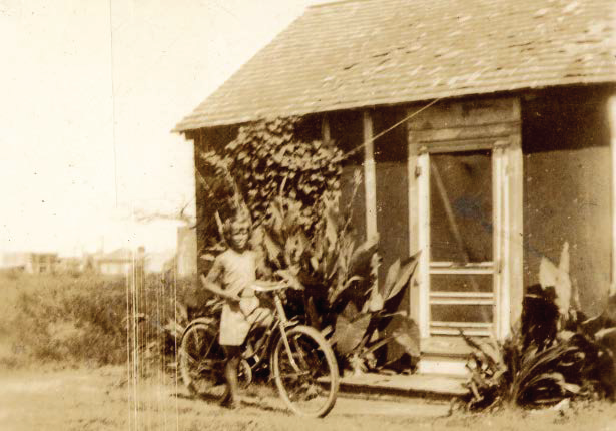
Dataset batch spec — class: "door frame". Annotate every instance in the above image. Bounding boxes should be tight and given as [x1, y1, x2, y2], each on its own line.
[416, 140, 508, 339]
[407, 97, 523, 343]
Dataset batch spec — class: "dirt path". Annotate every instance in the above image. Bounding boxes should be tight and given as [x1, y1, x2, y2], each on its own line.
[0, 366, 615, 431]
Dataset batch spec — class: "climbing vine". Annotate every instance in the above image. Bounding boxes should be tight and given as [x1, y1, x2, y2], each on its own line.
[199, 116, 344, 231]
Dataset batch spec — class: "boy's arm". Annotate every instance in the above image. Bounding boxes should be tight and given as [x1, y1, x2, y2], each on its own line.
[200, 259, 240, 303]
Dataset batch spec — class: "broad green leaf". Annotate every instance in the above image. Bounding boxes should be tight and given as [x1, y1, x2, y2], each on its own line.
[382, 315, 421, 363]
[382, 259, 401, 300]
[349, 237, 379, 277]
[329, 275, 363, 305]
[385, 251, 421, 301]
[262, 231, 282, 268]
[332, 312, 371, 356]
[368, 290, 384, 312]
[342, 302, 359, 319]
[362, 336, 395, 357]
[538, 242, 571, 315]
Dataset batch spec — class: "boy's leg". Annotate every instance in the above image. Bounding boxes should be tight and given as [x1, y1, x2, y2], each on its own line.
[222, 345, 242, 408]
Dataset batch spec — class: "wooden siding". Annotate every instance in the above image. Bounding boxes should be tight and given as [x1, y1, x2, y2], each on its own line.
[522, 88, 613, 315]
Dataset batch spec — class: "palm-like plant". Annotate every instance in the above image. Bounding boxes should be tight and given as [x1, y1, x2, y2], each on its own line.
[461, 243, 616, 410]
[258, 188, 421, 374]
[462, 329, 583, 410]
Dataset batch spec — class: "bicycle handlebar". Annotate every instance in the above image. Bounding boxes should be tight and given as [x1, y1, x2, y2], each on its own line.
[249, 283, 291, 293]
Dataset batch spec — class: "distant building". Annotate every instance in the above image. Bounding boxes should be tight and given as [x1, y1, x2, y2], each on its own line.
[55, 257, 84, 274]
[1, 252, 58, 274]
[144, 249, 176, 274]
[94, 248, 135, 276]
[176, 226, 197, 277]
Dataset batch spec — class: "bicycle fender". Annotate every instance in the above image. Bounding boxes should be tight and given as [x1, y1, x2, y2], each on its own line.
[181, 318, 217, 341]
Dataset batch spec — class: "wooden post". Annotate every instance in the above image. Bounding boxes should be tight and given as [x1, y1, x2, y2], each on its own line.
[417, 152, 430, 338]
[507, 103, 524, 335]
[609, 96, 616, 295]
[321, 114, 331, 144]
[363, 111, 378, 240]
[408, 116, 421, 329]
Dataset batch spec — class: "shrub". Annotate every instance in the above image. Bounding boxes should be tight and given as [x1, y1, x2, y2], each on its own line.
[460, 243, 616, 410]
[258, 193, 421, 374]
[0, 272, 196, 370]
[198, 116, 344, 233]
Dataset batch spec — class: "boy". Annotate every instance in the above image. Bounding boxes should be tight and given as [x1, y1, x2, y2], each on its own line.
[201, 216, 272, 408]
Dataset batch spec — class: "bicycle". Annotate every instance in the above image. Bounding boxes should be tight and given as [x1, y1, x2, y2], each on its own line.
[178, 280, 340, 418]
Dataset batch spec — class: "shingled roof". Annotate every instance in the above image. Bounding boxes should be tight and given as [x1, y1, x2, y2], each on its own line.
[175, 0, 616, 132]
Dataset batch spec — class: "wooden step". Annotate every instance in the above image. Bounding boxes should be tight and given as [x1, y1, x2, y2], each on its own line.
[338, 372, 468, 398]
[419, 336, 473, 376]
[418, 356, 469, 376]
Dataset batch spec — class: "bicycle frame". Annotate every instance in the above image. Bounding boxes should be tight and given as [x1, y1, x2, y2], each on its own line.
[244, 287, 302, 373]
[180, 281, 340, 417]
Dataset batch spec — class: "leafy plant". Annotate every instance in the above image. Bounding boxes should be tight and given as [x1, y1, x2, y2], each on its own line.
[461, 329, 584, 410]
[330, 254, 421, 374]
[257, 187, 421, 374]
[461, 242, 616, 410]
[198, 116, 344, 232]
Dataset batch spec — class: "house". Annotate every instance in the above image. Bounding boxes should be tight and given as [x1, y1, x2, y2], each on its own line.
[143, 249, 176, 274]
[174, 0, 616, 372]
[176, 226, 197, 277]
[94, 248, 138, 276]
[55, 256, 85, 275]
[1, 252, 58, 274]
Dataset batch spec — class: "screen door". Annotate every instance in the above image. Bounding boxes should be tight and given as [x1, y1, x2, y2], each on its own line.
[426, 150, 496, 337]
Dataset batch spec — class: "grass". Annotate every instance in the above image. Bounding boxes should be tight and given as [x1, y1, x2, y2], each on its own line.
[0, 271, 197, 370]
[1, 272, 615, 430]
[1, 365, 615, 431]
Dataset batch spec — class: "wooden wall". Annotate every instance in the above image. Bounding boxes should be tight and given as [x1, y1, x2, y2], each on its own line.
[329, 110, 367, 242]
[373, 107, 410, 303]
[522, 87, 613, 314]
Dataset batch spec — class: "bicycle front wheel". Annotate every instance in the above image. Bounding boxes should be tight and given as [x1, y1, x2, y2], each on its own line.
[272, 325, 339, 417]
[178, 322, 228, 402]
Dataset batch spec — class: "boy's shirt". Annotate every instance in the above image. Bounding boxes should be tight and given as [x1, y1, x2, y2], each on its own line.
[211, 248, 260, 346]
[216, 249, 259, 315]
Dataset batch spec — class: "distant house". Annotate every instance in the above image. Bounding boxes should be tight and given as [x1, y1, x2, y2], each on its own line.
[55, 257, 84, 274]
[94, 248, 136, 276]
[1, 252, 58, 274]
[176, 226, 197, 277]
[143, 250, 176, 274]
[175, 0, 616, 372]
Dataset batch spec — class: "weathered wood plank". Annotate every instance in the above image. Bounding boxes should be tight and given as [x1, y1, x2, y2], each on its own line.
[363, 111, 378, 240]
[408, 97, 521, 130]
[413, 122, 519, 143]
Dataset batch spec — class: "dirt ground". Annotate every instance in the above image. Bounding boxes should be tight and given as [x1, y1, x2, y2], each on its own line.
[1, 366, 615, 431]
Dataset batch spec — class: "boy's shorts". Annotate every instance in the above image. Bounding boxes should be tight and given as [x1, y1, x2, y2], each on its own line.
[219, 299, 273, 346]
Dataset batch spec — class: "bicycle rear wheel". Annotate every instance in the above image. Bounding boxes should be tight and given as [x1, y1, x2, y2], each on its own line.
[272, 325, 339, 417]
[178, 322, 228, 401]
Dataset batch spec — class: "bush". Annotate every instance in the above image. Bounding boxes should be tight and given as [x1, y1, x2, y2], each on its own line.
[459, 244, 616, 410]
[0, 272, 197, 369]
[198, 116, 344, 234]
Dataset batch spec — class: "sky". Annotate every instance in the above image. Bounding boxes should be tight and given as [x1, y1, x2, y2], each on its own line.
[0, 0, 323, 256]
